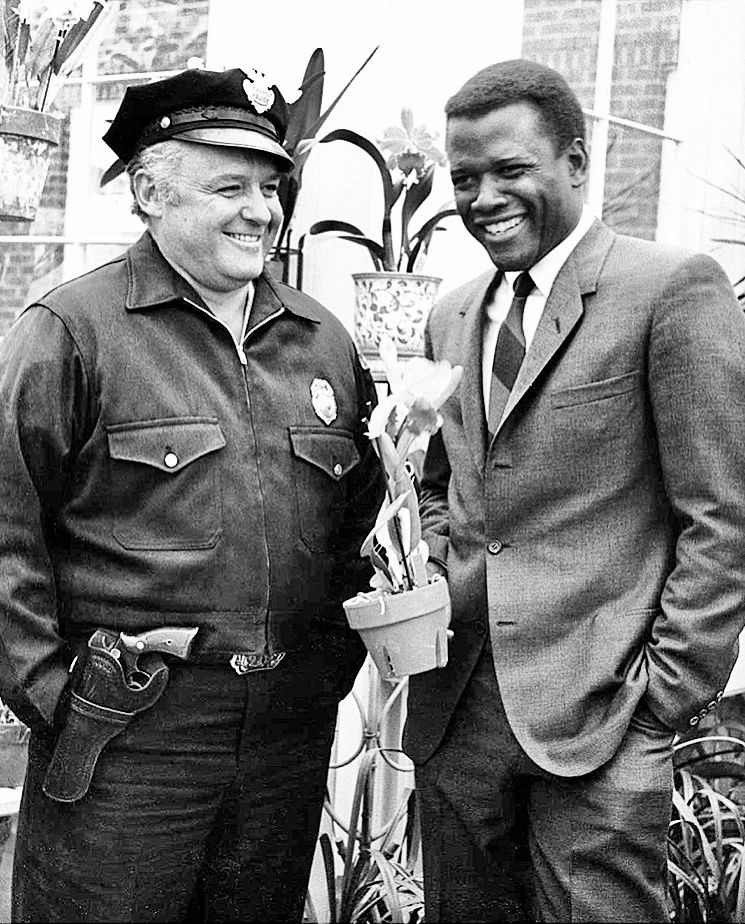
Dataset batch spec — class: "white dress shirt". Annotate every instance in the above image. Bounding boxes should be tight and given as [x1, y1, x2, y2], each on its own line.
[482, 204, 596, 418]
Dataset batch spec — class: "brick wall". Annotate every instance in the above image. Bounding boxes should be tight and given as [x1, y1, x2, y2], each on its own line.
[522, 0, 682, 240]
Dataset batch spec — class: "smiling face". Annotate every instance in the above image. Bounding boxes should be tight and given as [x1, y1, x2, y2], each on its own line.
[137, 142, 284, 296]
[446, 101, 588, 271]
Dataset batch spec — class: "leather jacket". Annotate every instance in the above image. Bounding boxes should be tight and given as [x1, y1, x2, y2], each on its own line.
[0, 232, 384, 730]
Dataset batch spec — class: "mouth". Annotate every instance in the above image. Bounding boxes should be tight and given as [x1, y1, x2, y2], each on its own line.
[224, 232, 263, 249]
[479, 214, 526, 238]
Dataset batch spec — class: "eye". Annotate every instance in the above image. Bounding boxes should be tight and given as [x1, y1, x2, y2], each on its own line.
[451, 174, 476, 193]
[216, 184, 242, 197]
[500, 164, 527, 179]
[263, 181, 281, 197]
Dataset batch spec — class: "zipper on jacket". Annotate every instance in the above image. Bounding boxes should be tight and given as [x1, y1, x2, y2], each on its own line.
[184, 295, 282, 653]
[183, 297, 249, 365]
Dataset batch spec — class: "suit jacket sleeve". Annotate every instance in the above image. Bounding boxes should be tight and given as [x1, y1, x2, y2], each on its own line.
[0, 307, 88, 730]
[645, 252, 745, 729]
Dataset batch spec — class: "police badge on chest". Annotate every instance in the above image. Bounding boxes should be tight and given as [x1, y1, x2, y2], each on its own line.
[310, 378, 337, 426]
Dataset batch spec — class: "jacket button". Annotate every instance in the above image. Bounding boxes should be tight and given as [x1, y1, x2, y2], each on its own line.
[333, 463, 343, 477]
[707, 700, 718, 711]
[164, 451, 178, 468]
[475, 620, 486, 635]
[487, 540, 503, 555]
[689, 715, 699, 727]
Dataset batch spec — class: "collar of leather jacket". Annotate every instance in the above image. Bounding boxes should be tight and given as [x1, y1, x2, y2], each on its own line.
[124, 232, 322, 325]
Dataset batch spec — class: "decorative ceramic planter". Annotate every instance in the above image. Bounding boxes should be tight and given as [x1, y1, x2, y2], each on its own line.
[0, 722, 30, 788]
[0, 105, 62, 222]
[343, 578, 451, 681]
[352, 272, 442, 361]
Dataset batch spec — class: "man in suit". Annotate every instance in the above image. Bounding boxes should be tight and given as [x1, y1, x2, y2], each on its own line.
[404, 58, 745, 922]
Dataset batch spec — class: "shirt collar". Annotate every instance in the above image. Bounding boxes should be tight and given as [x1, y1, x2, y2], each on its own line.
[124, 232, 320, 323]
[503, 204, 596, 297]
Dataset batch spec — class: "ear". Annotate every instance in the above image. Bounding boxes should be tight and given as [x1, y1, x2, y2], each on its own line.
[565, 137, 589, 188]
[132, 169, 165, 218]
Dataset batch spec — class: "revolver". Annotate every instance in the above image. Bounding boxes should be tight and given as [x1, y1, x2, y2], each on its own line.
[90, 626, 199, 688]
[43, 625, 199, 803]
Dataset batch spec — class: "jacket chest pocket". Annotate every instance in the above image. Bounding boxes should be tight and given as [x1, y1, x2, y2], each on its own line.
[289, 426, 361, 552]
[106, 418, 226, 551]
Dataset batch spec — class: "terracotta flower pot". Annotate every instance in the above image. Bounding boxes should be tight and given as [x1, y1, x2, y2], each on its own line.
[0, 105, 62, 222]
[343, 578, 451, 681]
[352, 271, 442, 362]
[0, 722, 30, 788]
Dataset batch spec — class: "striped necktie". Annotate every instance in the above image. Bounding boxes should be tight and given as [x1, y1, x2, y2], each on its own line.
[487, 271, 534, 436]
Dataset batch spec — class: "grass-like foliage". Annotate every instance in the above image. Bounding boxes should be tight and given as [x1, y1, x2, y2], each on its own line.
[307, 744, 424, 924]
[668, 708, 745, 922]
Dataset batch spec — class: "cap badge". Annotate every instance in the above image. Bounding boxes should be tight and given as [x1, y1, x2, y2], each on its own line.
[310, 378, 337, 426]
[243, 68, 275, 114]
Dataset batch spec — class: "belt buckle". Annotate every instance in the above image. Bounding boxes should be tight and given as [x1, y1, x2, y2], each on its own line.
[230, 650, 286, 675]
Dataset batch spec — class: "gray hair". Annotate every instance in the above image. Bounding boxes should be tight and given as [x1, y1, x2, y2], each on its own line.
[126, 140, 186, 222]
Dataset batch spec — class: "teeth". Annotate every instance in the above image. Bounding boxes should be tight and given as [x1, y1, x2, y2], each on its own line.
[484, 215, 524, 235]
[227, 233, 261, 243]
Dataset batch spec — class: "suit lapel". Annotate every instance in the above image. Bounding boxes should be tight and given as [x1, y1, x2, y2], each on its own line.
[492, 220, 615, 439]
[459, 272, 497, 478]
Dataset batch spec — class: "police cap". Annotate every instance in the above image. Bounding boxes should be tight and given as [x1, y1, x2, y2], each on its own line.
[103, 66, 293, 170]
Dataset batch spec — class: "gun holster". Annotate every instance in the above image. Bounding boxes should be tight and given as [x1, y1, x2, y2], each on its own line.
[43, 632, 170, 803]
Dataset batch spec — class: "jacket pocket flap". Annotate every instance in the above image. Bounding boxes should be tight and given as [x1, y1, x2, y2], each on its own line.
[107, 418, 226, 473]
[289, 427, 360, 480]
[551, 370, 641, 408]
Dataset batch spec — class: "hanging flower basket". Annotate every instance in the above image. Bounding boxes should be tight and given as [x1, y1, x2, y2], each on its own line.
[344, 576, 451, 681]
[0, 104, 62, 221]
[352, 271, 442, 360]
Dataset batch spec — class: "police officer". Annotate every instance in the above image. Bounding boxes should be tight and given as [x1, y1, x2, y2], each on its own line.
[0, 66, 385, 922]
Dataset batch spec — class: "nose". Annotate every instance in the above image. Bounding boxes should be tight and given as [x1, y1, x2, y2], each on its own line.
[471, 175, 508, 213]
[239, 186, 271, 225]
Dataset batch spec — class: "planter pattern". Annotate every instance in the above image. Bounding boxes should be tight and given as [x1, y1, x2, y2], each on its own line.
[352, 272, 442, 359]
[0, 106, 62, 222]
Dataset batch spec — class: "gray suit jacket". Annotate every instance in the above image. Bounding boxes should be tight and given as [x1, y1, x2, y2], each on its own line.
[405, 220, 745, 776]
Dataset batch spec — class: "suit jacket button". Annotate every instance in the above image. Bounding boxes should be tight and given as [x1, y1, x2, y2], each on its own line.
[475, 620, 486, 635]
[689, 716, 699, 726]
[487, 540, 503, 554]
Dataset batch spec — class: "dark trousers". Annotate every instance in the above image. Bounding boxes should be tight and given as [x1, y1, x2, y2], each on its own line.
[12, 647, 350, 923]
[415, 640, 674, 923]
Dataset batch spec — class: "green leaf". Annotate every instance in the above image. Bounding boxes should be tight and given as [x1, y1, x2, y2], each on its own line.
[304, 46, 379, 143]
[406, 207, 458, 271]
[25, 17, 57, 82]
[320, 128, 397, 212]
[309, 219, 367, 237]
[54, 1, 106, 74]
[284, 47, 325, 153]
[277, 173, 299, 249]
[318, 832, 338, 923]
[370, 849, 405, 923]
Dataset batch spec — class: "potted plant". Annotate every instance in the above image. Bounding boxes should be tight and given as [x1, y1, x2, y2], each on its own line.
[343, 336, 462, 682]
[0, 0, 114, 220]
[309, 108, 458, 362]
